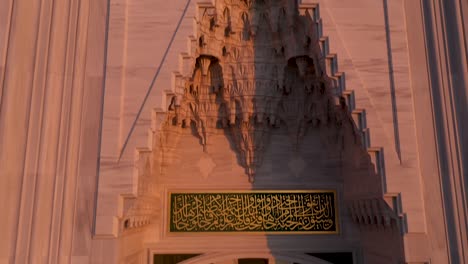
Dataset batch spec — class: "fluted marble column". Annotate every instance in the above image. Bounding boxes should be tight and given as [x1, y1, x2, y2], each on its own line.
[0, 0, 108, 263]
[405, 0, 468, 262]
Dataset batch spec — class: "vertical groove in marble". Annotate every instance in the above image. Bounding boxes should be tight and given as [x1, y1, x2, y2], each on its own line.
[85, 0, 110, 256]
[408, 0, 468, 262]
[47, 0, 81, 262]
[58, 1, 88, 263]
[0, 0, 43, 261]
[118, 0, 129, 149]
[13, 0, 55, 262]
[27, 0, 72, 262]
[58, 1, 91, 261]
[461, 0, 468, 59]
[382, 0, 401, 162]
[433, 0, 468, 261]
[448, 0, 468, 244]
[0, 0, 107, 261]
[0, 0, 14, 109]
[404, 0, 449, 261]
[434, 0, 467, 261]
[425, 0, 454, 259]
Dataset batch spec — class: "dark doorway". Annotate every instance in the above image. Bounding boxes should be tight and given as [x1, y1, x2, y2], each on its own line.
[238, 259, 269, 264]
[153, 254, 200, 264]
[306, 252, 354, 264]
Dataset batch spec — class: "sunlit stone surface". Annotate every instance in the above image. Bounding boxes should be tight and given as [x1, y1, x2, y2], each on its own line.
[0, 0, 467, 263]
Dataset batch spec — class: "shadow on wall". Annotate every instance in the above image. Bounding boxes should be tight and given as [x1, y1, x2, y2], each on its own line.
[153, 0, 406, 263]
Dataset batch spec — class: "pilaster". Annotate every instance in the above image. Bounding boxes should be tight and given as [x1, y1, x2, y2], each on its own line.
[0, 0, 109, 262]
[405, 0, 468, 262]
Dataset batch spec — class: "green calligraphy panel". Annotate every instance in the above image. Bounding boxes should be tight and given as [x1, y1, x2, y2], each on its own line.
[169, 191, 338, 233]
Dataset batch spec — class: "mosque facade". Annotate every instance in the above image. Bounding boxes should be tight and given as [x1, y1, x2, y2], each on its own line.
[0, 0, 467, 263]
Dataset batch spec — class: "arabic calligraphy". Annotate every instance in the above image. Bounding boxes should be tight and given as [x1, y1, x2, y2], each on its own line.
[169, 191, 337, 233]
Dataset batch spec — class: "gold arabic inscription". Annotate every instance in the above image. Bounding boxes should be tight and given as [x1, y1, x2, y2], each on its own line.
[169, 191, 338, 233]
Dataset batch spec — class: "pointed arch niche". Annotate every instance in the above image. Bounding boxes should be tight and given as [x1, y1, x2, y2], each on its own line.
[114, 1, 407, 263]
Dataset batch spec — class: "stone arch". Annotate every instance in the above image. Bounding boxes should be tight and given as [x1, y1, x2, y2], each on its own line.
[177, 252, 334, 264]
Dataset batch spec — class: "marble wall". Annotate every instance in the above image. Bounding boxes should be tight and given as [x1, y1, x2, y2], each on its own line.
[0, 0, 108, 263]
[0, 0, 466, 263]
[96, 0, 468, 262]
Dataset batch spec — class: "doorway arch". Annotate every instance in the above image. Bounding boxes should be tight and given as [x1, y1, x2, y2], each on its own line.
[177, 252, 334, 264]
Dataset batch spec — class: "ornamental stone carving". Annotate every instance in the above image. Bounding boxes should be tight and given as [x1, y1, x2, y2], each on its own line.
[163, 0, 360, 182]
[117, 0, 406, 238]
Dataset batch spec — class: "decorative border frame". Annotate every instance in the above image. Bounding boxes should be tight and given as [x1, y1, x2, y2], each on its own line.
[166, 190, 339, 235]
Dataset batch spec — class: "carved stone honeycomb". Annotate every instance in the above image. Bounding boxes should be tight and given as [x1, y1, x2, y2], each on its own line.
[165, 0, 358, 182]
